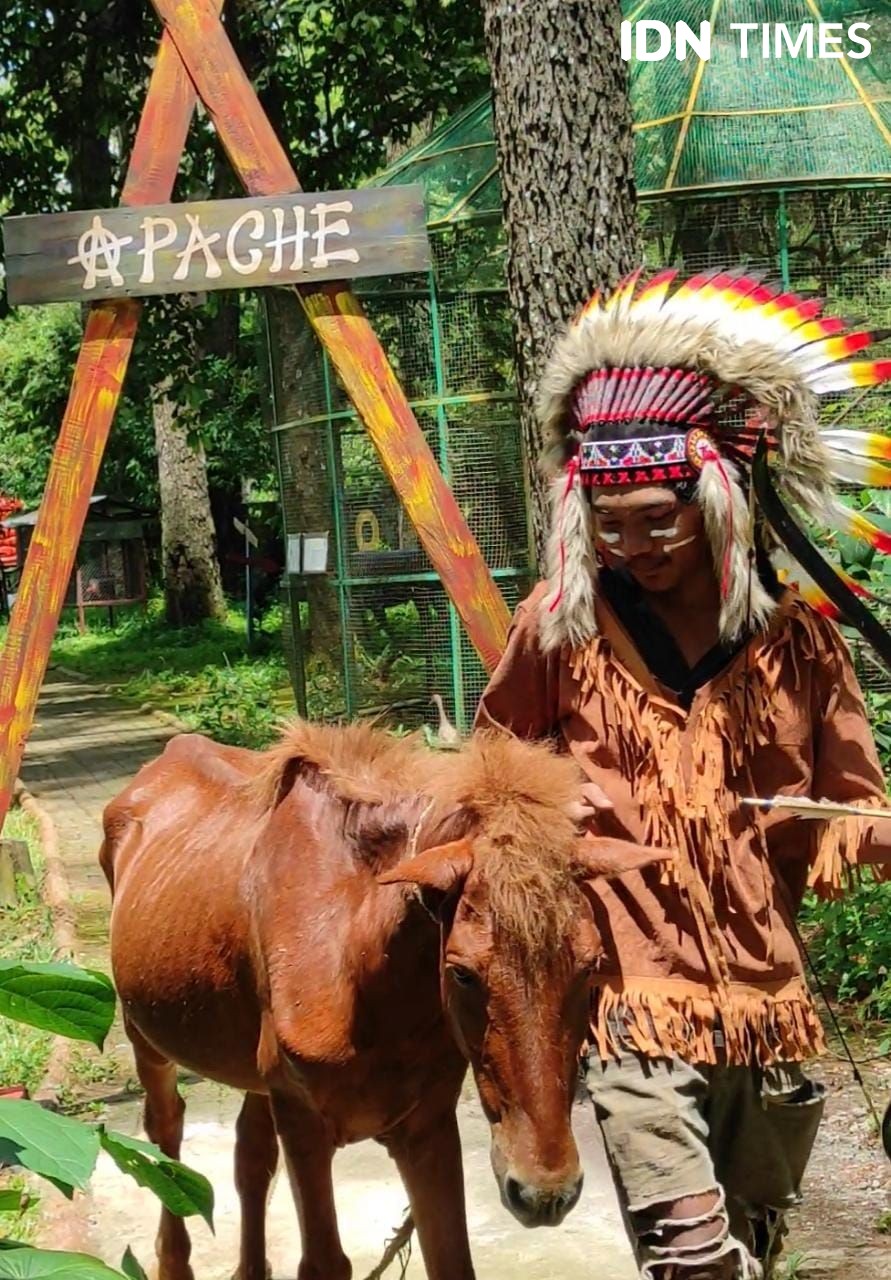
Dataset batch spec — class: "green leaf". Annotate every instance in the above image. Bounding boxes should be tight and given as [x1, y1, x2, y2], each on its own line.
[119, 1250, 147, 1280]
[0, 1101, 99, 1197]
[0, 1190, 23, 1212]
[98, 1129, 214, 1230]
[0, 1248, 126, 1278]
[0, 962, 116, 1049]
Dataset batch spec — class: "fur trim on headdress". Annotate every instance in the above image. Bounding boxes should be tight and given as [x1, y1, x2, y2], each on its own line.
[540, 469, 597, 652]
[697, 455, 776, 642]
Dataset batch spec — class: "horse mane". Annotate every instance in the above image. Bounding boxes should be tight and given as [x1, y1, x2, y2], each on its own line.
[249, 721, 585, 956]
[249, 719, 430, 809]
[431, 733, 583, 958]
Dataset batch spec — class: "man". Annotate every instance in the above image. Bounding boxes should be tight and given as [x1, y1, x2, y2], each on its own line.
[475, 269, 891, 1279]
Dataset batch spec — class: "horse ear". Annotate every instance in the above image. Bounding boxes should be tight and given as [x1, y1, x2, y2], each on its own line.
[573, 836, 674, 882]
[378, 837, 474, 893]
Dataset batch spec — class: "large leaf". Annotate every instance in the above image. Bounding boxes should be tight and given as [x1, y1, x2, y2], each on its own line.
[0, 1249, 125, 1279]
[119, 1250, 148, 1280]
[0, 1101, 99, 1197]
[98, 1129, 214, 1230]
[0, 962, 115, 1049]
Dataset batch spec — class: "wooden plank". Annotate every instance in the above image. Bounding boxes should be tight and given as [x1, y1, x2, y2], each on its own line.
[153, 0, 512, 672]
[0, 7, 225, 834]
[4, 187, 430, 307]
[0, 838, 34, 882]
[0, 844, 17, 907]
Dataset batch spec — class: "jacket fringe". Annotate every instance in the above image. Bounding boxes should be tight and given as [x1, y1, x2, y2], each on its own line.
[590, 978, 826, 1067]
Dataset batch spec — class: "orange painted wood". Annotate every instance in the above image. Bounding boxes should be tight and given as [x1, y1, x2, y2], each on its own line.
[153, 0, 511, 671]
[0, 13, 223, 828]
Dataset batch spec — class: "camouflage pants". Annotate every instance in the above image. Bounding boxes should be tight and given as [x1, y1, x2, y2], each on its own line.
[585, 1055, 825, 1279]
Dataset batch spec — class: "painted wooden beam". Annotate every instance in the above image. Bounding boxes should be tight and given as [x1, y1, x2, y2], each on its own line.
[0, 12, 222, 831]
[153, 0, 512, 672]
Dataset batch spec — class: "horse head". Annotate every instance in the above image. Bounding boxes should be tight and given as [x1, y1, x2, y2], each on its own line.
[380, 732, 670, 1228]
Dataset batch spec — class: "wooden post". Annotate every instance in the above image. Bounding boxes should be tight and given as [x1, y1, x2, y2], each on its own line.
[2, 837, 35, 883]
[0, 12, 221, 832]
[0, 844, 18, 907]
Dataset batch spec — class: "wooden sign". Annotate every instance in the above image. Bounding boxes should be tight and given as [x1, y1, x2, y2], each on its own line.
[3, 186, 429, 306]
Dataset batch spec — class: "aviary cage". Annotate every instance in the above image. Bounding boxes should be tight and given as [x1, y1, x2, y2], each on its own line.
[264, 101, 529, 730]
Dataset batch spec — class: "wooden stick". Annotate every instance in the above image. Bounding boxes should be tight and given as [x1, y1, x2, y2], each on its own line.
[742, 796, 890, 822]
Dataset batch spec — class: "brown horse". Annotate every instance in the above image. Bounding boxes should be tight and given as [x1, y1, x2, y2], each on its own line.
[101, 723, 666, 1280]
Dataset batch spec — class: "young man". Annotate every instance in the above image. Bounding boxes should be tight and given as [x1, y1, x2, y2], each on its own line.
[475, 270, 891, 1279]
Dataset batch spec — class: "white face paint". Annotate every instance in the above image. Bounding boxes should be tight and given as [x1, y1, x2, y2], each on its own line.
[597, 531, 626, 558]
[652, 524, 700, 553]
[662, 533, 698, 553]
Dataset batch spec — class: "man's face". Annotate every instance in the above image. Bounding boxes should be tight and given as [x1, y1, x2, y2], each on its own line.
[590, 485, 708, 594]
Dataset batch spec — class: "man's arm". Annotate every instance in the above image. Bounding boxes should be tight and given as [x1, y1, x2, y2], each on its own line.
[473, 590, 561, 740]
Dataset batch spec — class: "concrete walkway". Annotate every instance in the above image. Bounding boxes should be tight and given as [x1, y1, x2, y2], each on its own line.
[19, 670, 638, 1279]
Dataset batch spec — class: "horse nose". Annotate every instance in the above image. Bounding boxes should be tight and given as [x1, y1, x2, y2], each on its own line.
[502, 1172, 584, 1226]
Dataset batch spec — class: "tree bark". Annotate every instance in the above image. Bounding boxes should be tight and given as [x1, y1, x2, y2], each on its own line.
[153, 387, 226, 626]
[480, 0, 638, 567]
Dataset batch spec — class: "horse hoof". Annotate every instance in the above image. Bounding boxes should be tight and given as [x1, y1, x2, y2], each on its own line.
[231, 1264, 272, 1280]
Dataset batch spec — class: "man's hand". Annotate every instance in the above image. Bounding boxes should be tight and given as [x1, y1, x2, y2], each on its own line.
[568, 781, 615, 826]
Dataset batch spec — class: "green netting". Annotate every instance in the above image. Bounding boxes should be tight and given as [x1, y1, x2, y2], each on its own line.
[368, 3, 891, 211]
[266, 223, 531, 731]
[632, 0, 891, 193]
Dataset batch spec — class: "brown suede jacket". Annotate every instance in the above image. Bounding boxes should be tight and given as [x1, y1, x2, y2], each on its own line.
[475, 581, 888, 1064]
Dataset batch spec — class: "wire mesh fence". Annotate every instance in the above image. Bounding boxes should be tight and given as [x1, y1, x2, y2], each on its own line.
[267, 217, 531, 729]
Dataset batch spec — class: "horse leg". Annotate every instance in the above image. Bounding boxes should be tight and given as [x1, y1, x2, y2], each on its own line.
[126, 1018, 194, 1280]
[268, 1091, 351, 1280]
[233, 1092, 278, 1280]
[382, 1108, 476, 1280]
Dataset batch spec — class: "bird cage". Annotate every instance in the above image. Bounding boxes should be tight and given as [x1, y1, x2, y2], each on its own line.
[264, 100, 532, 731]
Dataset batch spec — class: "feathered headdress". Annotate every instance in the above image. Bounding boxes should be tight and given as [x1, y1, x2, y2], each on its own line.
[536, 267, 891, 660]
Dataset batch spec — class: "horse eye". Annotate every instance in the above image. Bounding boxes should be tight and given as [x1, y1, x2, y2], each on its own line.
[448, 965, 478, 988]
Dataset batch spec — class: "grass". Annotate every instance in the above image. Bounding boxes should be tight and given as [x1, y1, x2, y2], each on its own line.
[41, 599, 295, 749]
[0, 807, 55, 1093]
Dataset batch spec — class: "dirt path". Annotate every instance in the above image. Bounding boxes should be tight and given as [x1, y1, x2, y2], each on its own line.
[19, 670, 890, 1278]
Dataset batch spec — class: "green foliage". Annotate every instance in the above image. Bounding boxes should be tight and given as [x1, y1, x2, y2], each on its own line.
[0, 959, 213, 1272]
[0, 965, 115, 1051]
[42, 599, 293, 746]
[0, 1249, 130, 1279]
[119, 1251, 147, 1280]
[0, 1103, 98, 1198]
[175, 657, 286, 749]
[0, 307, 79, 505]
[802, 877, 891, 1022]
[0, 812, 54, 1094]
[96, 1130, 213, 1231]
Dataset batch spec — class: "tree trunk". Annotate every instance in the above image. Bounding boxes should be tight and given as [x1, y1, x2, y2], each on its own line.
[480, 0, 638, 567]
[153, 387, 226, 626]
